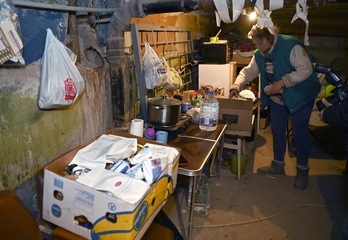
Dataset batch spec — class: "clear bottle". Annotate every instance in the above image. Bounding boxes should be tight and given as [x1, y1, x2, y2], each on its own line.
[194, 173, 211, 217]
[199, 90, 219, 131]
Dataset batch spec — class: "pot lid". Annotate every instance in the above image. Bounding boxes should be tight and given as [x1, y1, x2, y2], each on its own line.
[148, 95, 181, 106]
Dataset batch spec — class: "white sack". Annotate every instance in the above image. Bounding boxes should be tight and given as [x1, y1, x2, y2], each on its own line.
[69, 134, 137, 170]
[77, 167, 150, 205]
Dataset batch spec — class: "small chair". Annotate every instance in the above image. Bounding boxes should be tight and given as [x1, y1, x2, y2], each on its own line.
[0, 190, 42, 240]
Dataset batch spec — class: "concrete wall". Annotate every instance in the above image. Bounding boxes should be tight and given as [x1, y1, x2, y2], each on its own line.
[0, 62, 112, 190]
[131, 12, 217, 40]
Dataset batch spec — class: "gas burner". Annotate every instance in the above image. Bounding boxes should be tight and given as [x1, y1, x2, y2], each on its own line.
[155, 124, 176, 128]
[154, 115, 192, 139]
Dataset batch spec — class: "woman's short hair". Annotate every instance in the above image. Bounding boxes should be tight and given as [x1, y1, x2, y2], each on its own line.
[247, 25, 279, 39]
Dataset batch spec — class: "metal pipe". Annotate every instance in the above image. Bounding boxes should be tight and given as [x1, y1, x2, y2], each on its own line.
[141, 0, 204, 14]
[12, 0, 116, 12]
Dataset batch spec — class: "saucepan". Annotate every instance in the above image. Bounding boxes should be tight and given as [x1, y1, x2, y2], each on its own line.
[147, 95, 182, 127]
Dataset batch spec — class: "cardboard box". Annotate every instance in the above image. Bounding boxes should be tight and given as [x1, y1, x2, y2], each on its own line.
[42, 130, 179, 240]
[232, 51, 252, 66]
[218, 97, 254, 136]
[52, 221, 175, 240]
[0, 19, 23, 54]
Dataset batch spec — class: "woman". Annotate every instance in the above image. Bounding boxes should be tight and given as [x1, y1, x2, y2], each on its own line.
[229, 25, 321, 189]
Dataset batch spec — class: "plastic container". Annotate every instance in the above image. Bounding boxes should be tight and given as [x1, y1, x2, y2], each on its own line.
[230, 153, 247, 175]
[193, 173, 211, 217]
[144, 127, 156, 140]
[209, 36, 219, 43]
[199, 90, 219, 131]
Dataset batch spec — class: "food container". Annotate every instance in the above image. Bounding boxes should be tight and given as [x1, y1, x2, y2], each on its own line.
[147, 95, 181, 127]
[209, 36, 219, 43]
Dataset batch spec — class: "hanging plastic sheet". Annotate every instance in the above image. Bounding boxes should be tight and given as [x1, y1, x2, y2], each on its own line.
[38, 29, 85, 109]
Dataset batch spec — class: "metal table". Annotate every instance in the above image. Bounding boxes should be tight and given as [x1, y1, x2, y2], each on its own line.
[167, 123, 226, 239]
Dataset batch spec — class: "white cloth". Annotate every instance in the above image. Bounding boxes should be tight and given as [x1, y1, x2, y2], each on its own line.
[213, 0, 244, 26]
[77, 167, 150, 205]
[269, 0, 284, 10]
[291, 0, 310, 46]
[69, 134, 137, 170]
[239, 89, 256, 101]
[255, 7, 276, 36]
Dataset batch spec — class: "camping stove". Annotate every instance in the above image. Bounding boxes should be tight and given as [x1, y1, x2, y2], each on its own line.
[153, 114, 192, 139]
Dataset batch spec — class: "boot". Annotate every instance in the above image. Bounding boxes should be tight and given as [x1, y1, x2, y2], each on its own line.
[257, 160, 285, 175]
[294, 166, 309, 189]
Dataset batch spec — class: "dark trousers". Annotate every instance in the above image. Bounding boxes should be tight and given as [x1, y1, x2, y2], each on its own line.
[345, 130, 348, 179]
[270, 99, 315, 166]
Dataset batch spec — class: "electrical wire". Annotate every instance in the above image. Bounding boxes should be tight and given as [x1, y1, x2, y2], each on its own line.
[179, 203, 348, 229]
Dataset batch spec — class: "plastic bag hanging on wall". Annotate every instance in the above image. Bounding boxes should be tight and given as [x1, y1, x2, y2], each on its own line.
[143, 42, 167, 89]
[0, 0, 25, 65]
[163, 59, 183, 90]
[38, 29, 85, 109]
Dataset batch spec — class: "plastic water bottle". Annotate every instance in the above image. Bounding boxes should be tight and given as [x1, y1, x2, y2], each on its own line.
[194, 173, 211, 217]
[199, 90, 219, 131]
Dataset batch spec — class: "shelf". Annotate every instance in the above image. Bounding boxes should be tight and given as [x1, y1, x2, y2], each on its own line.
[130, 24, 195, 123]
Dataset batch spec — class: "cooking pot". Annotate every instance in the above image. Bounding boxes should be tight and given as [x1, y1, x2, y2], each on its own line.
[147, 95, 181, 127]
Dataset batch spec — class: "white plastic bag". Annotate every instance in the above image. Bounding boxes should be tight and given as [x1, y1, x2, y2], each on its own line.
[69, 134, 137, 170]
[143, 42, 167, 89]
[38, 28, 85, 109]
[76, 167, 150, 204]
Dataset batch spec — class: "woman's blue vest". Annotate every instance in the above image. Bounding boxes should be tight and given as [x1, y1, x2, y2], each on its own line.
[254, 35, 321, 113]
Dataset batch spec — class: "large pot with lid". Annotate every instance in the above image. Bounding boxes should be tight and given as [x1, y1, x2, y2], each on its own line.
[147, 95, 181, 127]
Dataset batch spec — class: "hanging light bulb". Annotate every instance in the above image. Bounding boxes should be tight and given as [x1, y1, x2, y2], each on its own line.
[242, 7, 258, 21]
[249, 11, 257, 21]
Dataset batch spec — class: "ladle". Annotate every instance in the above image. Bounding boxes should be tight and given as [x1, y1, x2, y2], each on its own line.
[210, 29, 222, 43]
[215, 29, 222, 37]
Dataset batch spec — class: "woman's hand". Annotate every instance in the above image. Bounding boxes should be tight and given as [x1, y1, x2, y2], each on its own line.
[269, 80, 285, 95]
[229, 89, 239, 98]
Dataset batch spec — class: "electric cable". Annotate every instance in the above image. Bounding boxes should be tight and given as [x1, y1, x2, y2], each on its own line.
[177, 203, 348, 230]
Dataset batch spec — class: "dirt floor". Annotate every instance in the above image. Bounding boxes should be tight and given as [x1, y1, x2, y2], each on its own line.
[163, 125, 348, 240]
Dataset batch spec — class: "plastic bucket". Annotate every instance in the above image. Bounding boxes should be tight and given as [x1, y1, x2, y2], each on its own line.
[230, 154, 247, 175]
[209, 37, 219, 43]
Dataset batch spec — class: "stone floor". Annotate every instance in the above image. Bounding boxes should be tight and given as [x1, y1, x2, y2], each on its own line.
[163, 125, 348, 240]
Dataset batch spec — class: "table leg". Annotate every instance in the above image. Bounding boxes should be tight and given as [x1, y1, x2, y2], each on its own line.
[242, 138, 246, 156]
[209, 134, 225, 177]
[187, 175, 197, 240]
[208, 148, 218, 177]
[237, 138, 242, 180]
